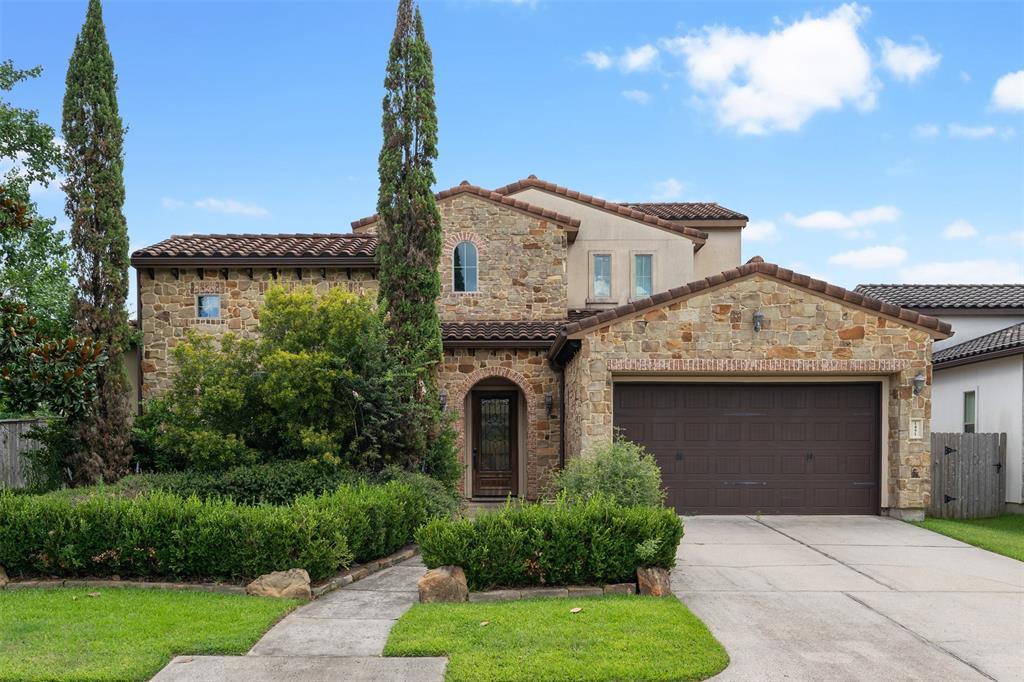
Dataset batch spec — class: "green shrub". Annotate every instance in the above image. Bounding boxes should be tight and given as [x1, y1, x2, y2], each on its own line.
[0, 480, 428, 583]
[552, 436, 665, 507]
[415, 496, 683, 590]
[380, 465, 459, 520]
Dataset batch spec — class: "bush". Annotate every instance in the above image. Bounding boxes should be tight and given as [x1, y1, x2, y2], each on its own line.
[552, 436, 665, 507]
[415, 496, 683, 590]
[0, 480, 429, 583]
[380, 465, 459, 520]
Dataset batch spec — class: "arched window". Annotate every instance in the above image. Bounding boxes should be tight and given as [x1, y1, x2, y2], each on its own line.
[453, 241, 478, 292]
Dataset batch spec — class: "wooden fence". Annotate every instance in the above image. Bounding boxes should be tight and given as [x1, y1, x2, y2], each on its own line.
[0, 418, 44, 490]
[928, 432, 1006, 520]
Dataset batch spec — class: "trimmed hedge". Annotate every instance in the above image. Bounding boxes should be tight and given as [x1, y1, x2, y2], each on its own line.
[0, 480, 428, 583]
[415, 496, 683, 590]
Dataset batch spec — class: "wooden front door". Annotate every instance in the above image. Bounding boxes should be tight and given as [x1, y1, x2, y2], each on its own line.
[472, 391, 518, 497]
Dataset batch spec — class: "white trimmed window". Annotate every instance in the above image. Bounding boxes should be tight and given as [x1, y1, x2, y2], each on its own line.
[592, 254, 612, 300]
[963, 390, 976, 433]
[453, 241, 478, 293]
[633, 253, 653, 298]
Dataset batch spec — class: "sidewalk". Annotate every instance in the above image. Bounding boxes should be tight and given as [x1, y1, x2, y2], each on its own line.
[151, 556, 446, 682]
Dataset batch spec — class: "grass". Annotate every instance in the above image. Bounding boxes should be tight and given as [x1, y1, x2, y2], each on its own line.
[0, 587, 298, 682]
[384, 595, 729, 682]
[914, 514, 1024, 562]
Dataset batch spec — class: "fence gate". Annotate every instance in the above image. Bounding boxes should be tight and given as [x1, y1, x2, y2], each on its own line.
[929, 432, 1007, 520]
[0, 418, 44, 490]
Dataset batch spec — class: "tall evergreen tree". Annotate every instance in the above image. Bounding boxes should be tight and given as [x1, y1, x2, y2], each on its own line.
[61, 0, 132, 483]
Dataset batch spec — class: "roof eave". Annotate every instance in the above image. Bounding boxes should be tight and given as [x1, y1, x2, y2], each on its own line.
[934, 346, 1024, 370]
[130, 255, 377, 268]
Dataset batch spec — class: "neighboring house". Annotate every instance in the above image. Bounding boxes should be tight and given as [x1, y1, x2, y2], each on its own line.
[132, 176, 950, 519]
[855, 285, 1024, 512]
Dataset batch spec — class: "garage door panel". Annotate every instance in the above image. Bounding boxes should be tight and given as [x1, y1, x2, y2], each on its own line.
[614, 383, 880, 515]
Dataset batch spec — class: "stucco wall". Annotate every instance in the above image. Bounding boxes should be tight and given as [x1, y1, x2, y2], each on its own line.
[933, 355, 1024, 504]
[507, 187, 698, 309]
[562, 273, 936, 512]
[935, 314, 1024, 351]
[138, 267, 377, 396]
[695, 227, 742, 280]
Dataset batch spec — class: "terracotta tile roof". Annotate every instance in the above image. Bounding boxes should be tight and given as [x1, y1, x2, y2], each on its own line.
[131, 233, 377, 264]
[933, 322, 1024, 368]
[549, 256, 952, 359]
[623, 202, 748, 221]
[442, 320, 564, 345]
[853, 284, 1024, 310]
[492, 176, 709, 246]
[350, 182, 582, 235]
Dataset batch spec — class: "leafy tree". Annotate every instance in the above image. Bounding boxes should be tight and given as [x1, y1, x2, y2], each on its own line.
[61, 0, 132, 483]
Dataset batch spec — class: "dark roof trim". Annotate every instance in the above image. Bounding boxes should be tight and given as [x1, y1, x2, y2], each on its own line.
[901, 308, 1024, 317]
[934, 345, 1024, 370]
[548, 257, 952, 360]
[493, 176, 710, 247]
[443, 339, 553, 349]
[131, 256, 376, 268]
[933, 322, 1024, 369]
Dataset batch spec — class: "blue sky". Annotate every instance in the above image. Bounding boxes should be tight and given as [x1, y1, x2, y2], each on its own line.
[2, 0, 1022, 314]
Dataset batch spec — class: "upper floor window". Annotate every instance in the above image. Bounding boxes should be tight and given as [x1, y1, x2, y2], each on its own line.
[197, 294, 221, 319]
[453, 241, 478, 293]
[633, 254, 653, 298]
[592, 254, 612, 300]
[963, 390, 976, 433]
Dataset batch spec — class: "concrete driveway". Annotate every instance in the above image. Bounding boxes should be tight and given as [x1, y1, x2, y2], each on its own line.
[674, 516, 1023, 682]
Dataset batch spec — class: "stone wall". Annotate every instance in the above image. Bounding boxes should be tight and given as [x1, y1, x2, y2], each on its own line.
[563, 273, 935, 512]
[138, 267, 377, 396]
[437, 347, 561, 499]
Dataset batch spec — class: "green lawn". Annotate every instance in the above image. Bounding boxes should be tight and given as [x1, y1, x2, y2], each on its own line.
[914, 514, 1024, 562]
[384, 596, 729, 682]
[0, 587, 298, 682]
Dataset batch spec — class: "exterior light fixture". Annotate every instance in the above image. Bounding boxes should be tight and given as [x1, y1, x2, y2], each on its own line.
[439, 389, 448, 412]
[752, 310, 765, 333]
[912, 372, 926, 396]
[544, 392, 554, 418]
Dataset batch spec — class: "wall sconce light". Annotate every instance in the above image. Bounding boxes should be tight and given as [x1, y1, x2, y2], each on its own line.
[752, 310, 765, 333]
[438, 389, 448, 412]
[912, 372, 926, 396]
[544, 393, 554, 418]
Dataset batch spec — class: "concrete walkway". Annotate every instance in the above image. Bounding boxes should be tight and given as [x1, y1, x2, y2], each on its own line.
[675, 515, 1024, 682]
[152, 555, 445, 682]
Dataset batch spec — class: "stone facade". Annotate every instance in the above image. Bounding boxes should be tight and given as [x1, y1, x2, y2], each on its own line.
[437, 347, 561, 500]
[563, 273, 935, 512]
[137, 267, 377, 396]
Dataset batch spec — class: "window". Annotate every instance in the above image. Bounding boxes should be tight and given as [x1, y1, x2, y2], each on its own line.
[453, 241, 478, 292]
[197, 294, 221, 319]
[963, 391, 976, 433]
[633, 254, 653, 298]
[592, 254, 612, 300]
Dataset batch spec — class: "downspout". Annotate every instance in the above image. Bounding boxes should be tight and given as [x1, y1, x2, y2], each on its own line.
[135, 268, 143, 414]
[559, 366, 566, 469]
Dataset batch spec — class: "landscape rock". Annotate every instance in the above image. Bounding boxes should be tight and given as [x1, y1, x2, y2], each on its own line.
[603, 582, 636, 596]
[418, 566, 468, 603]
[246, 569, 312, 600]
[0, 566, 8, 589]
[637, 567, 672, 597]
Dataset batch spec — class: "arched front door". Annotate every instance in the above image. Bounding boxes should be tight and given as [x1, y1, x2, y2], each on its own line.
[471, 390, 519, 497]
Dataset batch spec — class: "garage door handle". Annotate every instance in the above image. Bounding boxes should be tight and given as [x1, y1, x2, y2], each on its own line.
[726, 481, 767, 486]
[805, 452, 814, 461]
[675, 451, 684, 461]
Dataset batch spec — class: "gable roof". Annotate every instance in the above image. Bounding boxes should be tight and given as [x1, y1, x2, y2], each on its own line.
[549, 257, 952, 359]
[853, 284, 1024, 311]
[623, 202, 748, 221]
[350, 181, 582, 240]
[933, 322, 1024, 369]
[131, 233, 378, 266]
[492, 176, 710, 246]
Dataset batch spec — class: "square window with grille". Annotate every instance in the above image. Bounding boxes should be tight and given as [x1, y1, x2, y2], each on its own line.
[197, 294, 221, 319]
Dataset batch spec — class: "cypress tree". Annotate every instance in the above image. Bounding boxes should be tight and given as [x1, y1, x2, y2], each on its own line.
[62, 0, 132, 484]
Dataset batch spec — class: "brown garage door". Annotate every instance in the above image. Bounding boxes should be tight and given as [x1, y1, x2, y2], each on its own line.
[614, 383, 880, 515]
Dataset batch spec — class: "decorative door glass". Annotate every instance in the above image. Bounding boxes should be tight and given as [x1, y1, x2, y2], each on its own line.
[479, 397, 511, 471]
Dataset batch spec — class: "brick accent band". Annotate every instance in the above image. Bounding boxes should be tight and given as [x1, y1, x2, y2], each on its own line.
[606, 358, 913, 374]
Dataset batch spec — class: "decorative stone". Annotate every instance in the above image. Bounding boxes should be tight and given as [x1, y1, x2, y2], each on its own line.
[246, 568, 311, 600]
[637, 567, 672, 597]
[418, 566, 468, 603]
[0, 565, 8, 589]
[603, 583, 636, 596]
[567, 586, 603, 597]
[519, 587, 569, 599]
[469, 589, 521, 603]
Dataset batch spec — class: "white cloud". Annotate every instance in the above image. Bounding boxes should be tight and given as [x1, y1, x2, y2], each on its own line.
[786, 205, 900, 230]
[960, 70, 971, 83]
[913, 123, 940, 138]
[161, 197, 185, 209]
[584, 51, 612, 70]
[650, 178, 684, 201]
[829, 245, 907, 268]
[621, 89, 651, 105]
[984, 230, 1024, 247]
[621, 44, 658, 73]
[662, 3, 877, 134]
[900, 260, 1024, 284]
[878, 37, 941, 82]
[943, 219, 977, 239]
[194, 197, 269, 217]
[744, 220, 777, 241]
[947, 123, 1014, 139]
[992, 70, 1024, 111]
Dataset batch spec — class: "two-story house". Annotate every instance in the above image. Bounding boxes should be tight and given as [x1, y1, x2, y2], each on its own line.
[132, 176, 950, 519]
